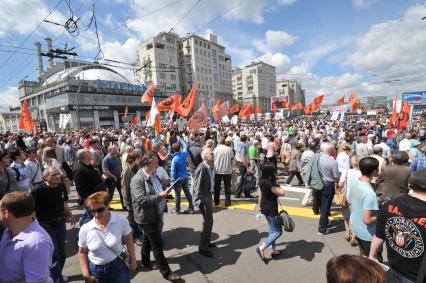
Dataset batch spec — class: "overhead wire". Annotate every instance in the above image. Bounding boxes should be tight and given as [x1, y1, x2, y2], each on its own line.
[0, 0, 64, 70]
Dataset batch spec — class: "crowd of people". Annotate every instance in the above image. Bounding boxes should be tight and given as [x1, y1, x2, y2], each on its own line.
[0, 111, 425, 283]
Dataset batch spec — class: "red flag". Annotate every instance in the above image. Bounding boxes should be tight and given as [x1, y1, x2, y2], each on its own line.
[255, 105, 261, 114]
[239, 103, 253, 119]
[292, 102, 303, 111]
[157, 94, 182, 112]
[176, 85, 197, 117]
[351, 99, 361, 111]
[129, 116, 138, 128]
[124, 106, 128, 119]
[397, 100, 410, 130]
[188, 104, 208, 130]
[19, 101, 36, 132]
[337, 96, 345, 105]
[313, 94, 324, 105]
[282, 100, 292, 109]
[272, 102, 278, 113]
[388, 95, 398, 126]
[141, 84, 155, 104]
[304, 103, 318, 115]
[229, 103, 240, 113]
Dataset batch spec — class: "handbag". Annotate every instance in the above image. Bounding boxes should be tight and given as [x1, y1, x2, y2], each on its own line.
[94, 229, 130, 269]
[243, 172, 257, 192]
[275, 198, 295, 232]
[334, 169, 348, 207]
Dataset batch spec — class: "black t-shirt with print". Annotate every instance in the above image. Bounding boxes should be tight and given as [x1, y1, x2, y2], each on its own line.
[376, 194, 426, 282]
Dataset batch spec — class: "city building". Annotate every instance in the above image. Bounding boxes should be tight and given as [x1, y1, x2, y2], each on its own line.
[134, 32, 233, 110]
[133, 32, 181, 97]
[0, 107, 20, 133]
[232, 67, 243, 102]
[366, 95, 392, 109]
[18, 39, 148, 131]
[237, 61, 276, 112]
[275, 78, 306, 106]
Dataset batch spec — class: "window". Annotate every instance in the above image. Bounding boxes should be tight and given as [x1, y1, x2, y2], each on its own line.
[171, 84, 176, 89]
[170, 74, 176, 80]
[161, 82, 166, 89]
[208, 44, 210, 49]
[203, 42, 206, 48]
[195, 39, 198, 45]
[160, 73, 166, 79]
[159, 63, 166, 69]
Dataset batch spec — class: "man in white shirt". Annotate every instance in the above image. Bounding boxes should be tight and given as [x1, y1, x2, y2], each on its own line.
[399, 133, 412, 152]
[356, 136, 369, 157]
[376, 137, 391, 159]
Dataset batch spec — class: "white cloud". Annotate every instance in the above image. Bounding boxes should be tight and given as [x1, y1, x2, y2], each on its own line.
[353, 0, 377, 9]
[0, 87, 20, 108]
[0, 0, 66, 37]
[253, 30, 295, 53]
[127, 0, 269, 40]
[258, 52, 291, 73]
[278, 0, 297, 6]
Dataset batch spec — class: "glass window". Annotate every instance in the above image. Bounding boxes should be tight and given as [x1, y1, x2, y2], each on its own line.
[170, 74, 176, 80]
[160, 72, 166, 79]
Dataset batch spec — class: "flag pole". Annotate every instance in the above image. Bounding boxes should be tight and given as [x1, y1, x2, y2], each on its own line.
[408, 104, 414, 131]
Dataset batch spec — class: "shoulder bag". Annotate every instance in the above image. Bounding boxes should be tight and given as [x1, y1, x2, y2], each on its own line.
[94, 229, 130, 269]
[274, 198, 296, 232]
[334, 169, 348, 207]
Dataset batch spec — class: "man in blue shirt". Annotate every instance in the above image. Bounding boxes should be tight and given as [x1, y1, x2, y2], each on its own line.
[170, 139, 194, 214]
[102, 145, 124, 209]
[349, 157, 382, 261]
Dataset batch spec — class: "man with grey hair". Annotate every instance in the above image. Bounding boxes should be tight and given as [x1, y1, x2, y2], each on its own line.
[316, 142, 339, 235]
[213, 138, 234, 206]
[193, 147, 216, 257]
[102, 145, 124, 207]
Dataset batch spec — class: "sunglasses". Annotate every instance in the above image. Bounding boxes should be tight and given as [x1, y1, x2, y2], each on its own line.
[89, 207, 106, 214]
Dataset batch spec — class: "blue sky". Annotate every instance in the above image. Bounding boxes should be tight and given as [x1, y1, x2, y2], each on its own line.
[0, 0, 426, 107]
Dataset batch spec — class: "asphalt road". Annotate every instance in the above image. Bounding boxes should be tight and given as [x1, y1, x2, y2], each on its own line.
[61, 167, 392, 283]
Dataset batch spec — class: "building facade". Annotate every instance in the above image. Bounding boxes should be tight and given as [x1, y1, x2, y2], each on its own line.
[275, 79, 306, 106]
[0, 109, 20, 133]
[134, 32, 233, 111]
[232, 67, 243, 102]
[236, 61, 276, 112]
[19, 54, 148, 131]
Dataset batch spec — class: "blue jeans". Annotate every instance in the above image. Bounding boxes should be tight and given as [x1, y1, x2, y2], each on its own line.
[174, 177, 194, 212]
[89, 257, 130, 283]
[263, 215, 283, 249]
[40, 222, 66, 283]
[392, 269, 414, 283]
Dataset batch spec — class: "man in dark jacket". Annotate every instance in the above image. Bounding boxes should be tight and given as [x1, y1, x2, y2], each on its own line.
[73, 149, 104, 225]
[193, 148, 216, 257]
[130, 152, 180, 282]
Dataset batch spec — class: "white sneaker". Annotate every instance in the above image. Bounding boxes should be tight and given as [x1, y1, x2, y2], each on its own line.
[62, 275, 68, 282]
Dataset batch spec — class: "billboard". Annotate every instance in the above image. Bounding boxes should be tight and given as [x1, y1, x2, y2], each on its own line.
[271, 96, 289, 105]
[402, 91, 426, 106]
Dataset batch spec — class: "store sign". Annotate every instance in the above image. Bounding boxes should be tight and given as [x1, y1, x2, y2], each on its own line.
[96, 80, 146, 93]
[70, 105, 110, 110]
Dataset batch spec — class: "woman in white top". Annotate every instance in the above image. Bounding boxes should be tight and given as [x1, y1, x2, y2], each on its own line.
[338, 155, 362, 247]
[336, 145, 351, 174]
[78, 191, 136, 283]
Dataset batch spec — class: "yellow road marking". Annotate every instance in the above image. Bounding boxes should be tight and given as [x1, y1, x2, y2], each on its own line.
[110, 197, 342, 220]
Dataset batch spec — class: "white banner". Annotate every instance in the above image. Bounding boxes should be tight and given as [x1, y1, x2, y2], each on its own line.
[331, 111, 339, 120]
[340, 111, 345, 121]
[222, 115, 230, 123]
[231, 115, 238, 125]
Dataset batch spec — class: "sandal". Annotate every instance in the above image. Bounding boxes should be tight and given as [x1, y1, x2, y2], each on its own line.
[271, 251, 282, 258]
[345, 234, 350, 242]
[256, 247, 268, 264]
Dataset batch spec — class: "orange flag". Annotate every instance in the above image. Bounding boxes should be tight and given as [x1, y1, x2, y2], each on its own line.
[313, 94, 324, 105]
[292, 102, 303, 111]
[272, 102, 278, 113]
[351, 99, 361, 111]
[348, 90, 356, 103]
[282, 100, 292, 109]
[141, 84, 155, 104]
[124, 106, 128, 119]
[157, 95, 182, 112]
[239, 103, 253, 118]
[188, 104, 208, 130]
[304, 103, 319, 115]
[255, 105, 261, 114]
[337, 96, 345, 105]
[19, 100, 35, 132]
[212, 97, 221, 114]
[397, 100, 410, 130]
[153, 113, 162, 133]
[388, 95, 398, 126]
[219, 101, 230, 117]
[129, 116, 138, 128]
[176, 85, 196, 118]
[229, 103, 240, 113]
